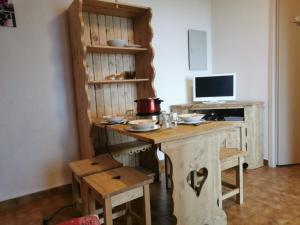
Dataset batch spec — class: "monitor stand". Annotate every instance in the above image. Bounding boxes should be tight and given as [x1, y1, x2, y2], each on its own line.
[201, 101, 227, 104]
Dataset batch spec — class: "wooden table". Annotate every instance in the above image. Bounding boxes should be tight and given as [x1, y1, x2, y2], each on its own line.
[95, 121, 242, 225]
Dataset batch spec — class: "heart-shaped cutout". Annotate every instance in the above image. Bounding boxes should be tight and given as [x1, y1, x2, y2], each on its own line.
[186, 168, 208, 197]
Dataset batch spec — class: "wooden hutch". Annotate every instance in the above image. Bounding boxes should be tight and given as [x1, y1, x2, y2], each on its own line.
[68, 0, 158, 171]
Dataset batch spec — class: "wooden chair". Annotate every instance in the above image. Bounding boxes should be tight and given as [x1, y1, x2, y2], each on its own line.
[68, 154, 122, 213]
[219, 148, 246, 208]
[83, 166, 153, 225]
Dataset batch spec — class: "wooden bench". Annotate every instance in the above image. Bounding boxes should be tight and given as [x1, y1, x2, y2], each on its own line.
[219, 148, 247, 208]
[83, 166, 153, 225]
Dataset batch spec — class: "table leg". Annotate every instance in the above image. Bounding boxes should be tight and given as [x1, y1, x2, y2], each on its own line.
[161, 131, 227, 225]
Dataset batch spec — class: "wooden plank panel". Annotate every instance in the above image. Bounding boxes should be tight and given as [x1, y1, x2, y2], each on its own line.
[87, 54, 99, 148]
[113, 17, 126, 115]
[93, 55, 105, 117]
[127, 18, 137, 115]
[129, 55, 137, 109]
[93, 53, 105, 148]
[98, 15, 114, 146]
[106, 15, 121, 144]
[82, 12, 91, 45]
[123, 18, 136, 142]
[98, 14, 107, 46]
[123, 19, 137, 141]
[127, 19, 137, 108]
[86, 54, 97, 120]
[127, 18, 134, 45]
[83, 14, 96, 121]
[121, 18, 133, 112]
[89, 13, 102, 148]
[68, 3, 94, 158]
[89, 13, 100, 46]
[114, 16, 128, 144]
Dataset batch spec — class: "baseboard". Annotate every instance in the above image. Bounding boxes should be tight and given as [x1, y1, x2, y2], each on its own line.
[0, 184, 72, 212]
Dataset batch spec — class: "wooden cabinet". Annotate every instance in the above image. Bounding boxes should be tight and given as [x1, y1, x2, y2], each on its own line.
[171, 101, 264, 169]
[67, 0, 156, 160]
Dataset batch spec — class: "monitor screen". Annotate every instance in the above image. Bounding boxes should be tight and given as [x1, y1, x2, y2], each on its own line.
[193, 74, 236, 102]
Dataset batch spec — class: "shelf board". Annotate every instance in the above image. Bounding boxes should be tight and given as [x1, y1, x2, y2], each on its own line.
[82, 0, 149, 18]
[88, 79, 149, 85]
[86, 45, 148, 54]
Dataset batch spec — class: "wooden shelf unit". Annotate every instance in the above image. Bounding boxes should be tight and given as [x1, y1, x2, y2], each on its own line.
[88, 78, 149, 85]
[86, 45, 148, 54]
[68, 0, 156, 163]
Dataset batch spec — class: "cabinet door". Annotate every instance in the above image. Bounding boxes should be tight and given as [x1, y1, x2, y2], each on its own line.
[224, 126, 244, 150]
[277, 0, 300, 165]
[244, 106, 264, 169]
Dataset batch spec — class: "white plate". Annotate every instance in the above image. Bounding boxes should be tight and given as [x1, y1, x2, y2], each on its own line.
[179, 113, 205, 122]
[126, 125, 160, 132]
[178, 120, 206, 125]
[103, 115, 125, 123]
[128, 119, 157, 129]
[179, 114, 205, 122]
[101, 119, 126, 124]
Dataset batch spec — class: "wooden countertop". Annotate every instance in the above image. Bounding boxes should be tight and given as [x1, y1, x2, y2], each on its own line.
[171, 101, 264, 110]
[94, 121, 241, 144]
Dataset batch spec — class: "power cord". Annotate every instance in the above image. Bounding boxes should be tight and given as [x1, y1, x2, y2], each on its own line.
[42, 204, 73, 225]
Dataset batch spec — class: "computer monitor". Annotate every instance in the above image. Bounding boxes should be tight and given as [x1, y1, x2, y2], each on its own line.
[193, 73, 236, 102]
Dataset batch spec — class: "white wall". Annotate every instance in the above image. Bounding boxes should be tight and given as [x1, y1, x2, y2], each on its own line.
[0, 0, 212, 201]
[0, 0, 78, 202]
[123, 0, 213, 109]
[211, 0, 270, 159]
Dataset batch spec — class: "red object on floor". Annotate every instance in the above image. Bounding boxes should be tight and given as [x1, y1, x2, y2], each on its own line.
[56, 215, 101, 225]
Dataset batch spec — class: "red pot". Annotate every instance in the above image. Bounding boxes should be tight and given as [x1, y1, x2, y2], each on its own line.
[135, 98, 163, 115]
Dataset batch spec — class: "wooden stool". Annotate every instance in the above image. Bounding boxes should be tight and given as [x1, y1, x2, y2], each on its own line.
[83, 166, 153, 225]
[219, 148, 246, 208]
[68, 154, 122, 212]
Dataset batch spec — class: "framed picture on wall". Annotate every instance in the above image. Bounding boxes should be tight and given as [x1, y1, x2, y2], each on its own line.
[0, 0, 16, 27]
[188, 30, 207, 71]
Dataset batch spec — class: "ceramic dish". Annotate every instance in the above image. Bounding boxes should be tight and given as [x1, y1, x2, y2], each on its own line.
[126, 125, 160, 132]
[107, 39, 126, 47]
[128, 119, 157, 129]
[179, 113, 205, 123]
[178, 120, 206, 125]
[103, 115, 125, 123]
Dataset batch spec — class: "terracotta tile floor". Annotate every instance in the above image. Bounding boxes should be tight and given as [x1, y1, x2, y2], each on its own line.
[1, 165, 300, 225]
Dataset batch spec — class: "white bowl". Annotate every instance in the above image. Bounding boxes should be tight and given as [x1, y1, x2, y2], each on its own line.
[179, 113, 205, 123]
[107, 39, 126, 47]
[104, 115, 124, 123]
[128, 119, 157, 129]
